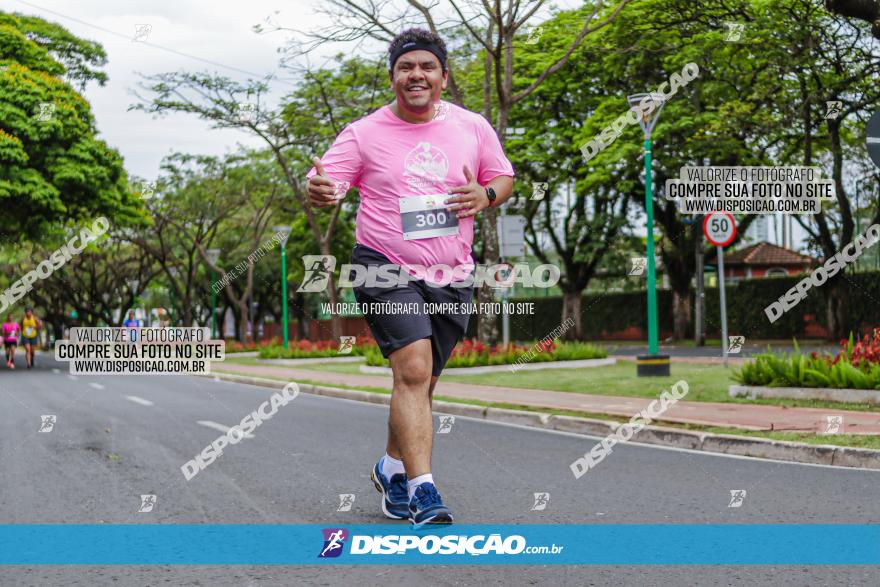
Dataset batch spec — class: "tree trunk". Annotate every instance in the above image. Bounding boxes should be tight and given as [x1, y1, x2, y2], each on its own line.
[225, 305, 235, 340]
[672, 289, 692, 341]
[292, 291, 306, 340]
[561, 290, 583, 341]
[477, 209, 501, 344]
[318, 241, 341, 340]
[476, 38, 499, 345]
[238, 301, 250, 343]
[825, 277, 849, 341]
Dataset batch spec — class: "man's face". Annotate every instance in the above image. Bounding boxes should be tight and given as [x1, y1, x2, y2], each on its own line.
[390, 50, 447, 111]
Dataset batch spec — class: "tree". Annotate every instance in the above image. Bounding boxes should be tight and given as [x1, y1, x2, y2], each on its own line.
[563, 0, 769, 339]
[770, 0, 880, 338]
[568, 0, 879, 341]
[141, 152, 281, 342]
[0, 12, 137, 239]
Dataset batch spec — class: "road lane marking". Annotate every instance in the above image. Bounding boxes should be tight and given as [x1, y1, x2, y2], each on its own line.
[125, 395, 154, 406]
[89, 383, 105, 390]
[197, 420, 255, 438]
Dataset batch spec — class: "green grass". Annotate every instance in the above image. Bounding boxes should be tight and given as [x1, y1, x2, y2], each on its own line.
[208, 371, 880, 450]
[222, 356, 365, 367]
[278, 359, 880, 412]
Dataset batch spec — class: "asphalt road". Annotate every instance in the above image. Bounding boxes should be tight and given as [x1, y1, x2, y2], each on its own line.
[1, 354, 878, 586]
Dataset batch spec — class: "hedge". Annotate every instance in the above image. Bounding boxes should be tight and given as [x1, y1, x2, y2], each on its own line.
[465, 271, 880, 341]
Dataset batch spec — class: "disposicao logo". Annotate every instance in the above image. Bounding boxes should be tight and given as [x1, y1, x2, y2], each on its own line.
[319, 528, 348, 558]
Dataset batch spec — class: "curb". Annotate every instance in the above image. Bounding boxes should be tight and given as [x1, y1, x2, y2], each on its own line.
[202, 372, 880, 471]
[730, 384, 880, 406]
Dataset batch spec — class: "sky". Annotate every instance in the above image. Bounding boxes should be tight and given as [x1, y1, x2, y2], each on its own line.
[7, 0, 355, 179]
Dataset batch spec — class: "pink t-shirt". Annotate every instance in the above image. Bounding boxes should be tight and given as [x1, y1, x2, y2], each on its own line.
[3, 322, 19, 342]
[307, 102, 515, 282]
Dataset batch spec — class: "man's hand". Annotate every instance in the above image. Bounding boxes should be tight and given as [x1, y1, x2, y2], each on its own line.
[446, 165, 489, 219]
[307, 157, 340, 207]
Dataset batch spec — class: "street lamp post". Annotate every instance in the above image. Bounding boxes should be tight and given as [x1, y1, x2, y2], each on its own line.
[628, 92, 671, 377]
[273, 226, 292, 349]
[206, 249, 221, 339]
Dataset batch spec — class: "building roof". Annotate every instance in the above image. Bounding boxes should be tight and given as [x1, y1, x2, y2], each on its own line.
[723, 242, 816, 266]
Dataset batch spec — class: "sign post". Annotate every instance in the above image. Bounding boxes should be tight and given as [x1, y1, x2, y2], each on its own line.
[867, 111, 880, 169]
[497, 212, 525, 346]
[703, 212, 737, 366]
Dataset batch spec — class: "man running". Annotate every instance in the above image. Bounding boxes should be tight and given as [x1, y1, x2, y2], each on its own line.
[3, 314, 20, 369]
[307, 28, 514, 527]
[21, 307, 41, 369]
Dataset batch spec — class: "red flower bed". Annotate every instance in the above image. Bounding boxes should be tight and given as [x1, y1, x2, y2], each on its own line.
[450, 338, 554, 359]
[837, 328, 880, 368]
[257, 335, 377, 359]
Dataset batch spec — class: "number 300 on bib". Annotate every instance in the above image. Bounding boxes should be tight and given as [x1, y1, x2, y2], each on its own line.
[399, 194, 460, 241]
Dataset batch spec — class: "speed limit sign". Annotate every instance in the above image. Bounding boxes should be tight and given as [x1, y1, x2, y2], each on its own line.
[703, 212, 737, 247]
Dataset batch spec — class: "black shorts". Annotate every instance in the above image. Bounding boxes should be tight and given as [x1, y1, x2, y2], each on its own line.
[351, 244, 474, 377]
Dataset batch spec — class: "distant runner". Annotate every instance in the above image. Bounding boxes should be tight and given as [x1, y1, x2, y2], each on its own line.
[307, 28, 514, 527]
[21, 307, 41, 369]
[123, 310, 139, 328]
[3, 314, 20, 369]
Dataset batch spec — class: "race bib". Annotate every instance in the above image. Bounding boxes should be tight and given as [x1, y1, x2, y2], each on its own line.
[399, 194, 459, 241]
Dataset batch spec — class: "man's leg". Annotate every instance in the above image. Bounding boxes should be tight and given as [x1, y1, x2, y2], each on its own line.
[387, 338, 434, 478]
[387, 374, 438, 459]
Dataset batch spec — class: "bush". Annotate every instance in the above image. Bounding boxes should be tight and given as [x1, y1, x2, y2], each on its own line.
[732, 332, 880, 389]
[363, 339, 607, 368]
[469, 271, 880, 341]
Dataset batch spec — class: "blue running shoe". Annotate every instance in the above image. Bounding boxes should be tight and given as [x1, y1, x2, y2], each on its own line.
[408, 482, 453, 528]
[370, 459, 409, 520]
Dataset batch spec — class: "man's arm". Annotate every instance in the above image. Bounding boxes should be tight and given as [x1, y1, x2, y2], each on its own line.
[485, 174, 514, 208]
[306, 125, 363, 208]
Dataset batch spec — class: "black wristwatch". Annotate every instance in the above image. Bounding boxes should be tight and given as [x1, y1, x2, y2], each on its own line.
[485, 186, 497, 207]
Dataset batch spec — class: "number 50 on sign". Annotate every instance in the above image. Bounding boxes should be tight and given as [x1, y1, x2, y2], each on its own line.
[703, 212, 737, 247]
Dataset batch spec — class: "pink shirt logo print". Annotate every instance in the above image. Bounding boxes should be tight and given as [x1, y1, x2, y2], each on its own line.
[403, 142, 449, 193]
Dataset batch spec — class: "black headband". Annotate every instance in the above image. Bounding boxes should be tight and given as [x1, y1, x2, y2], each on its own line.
[389, 40, 447, 71]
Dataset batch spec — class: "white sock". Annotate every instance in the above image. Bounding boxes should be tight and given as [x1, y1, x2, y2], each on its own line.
[407, 473, 434, 501]
[381, 454, 405, 479]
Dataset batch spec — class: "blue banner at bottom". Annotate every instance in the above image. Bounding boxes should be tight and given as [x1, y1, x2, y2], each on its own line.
[0, 524, 877, 565]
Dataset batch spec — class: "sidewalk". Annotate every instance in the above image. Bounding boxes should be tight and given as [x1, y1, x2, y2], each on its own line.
[213, 363, 880, 435]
